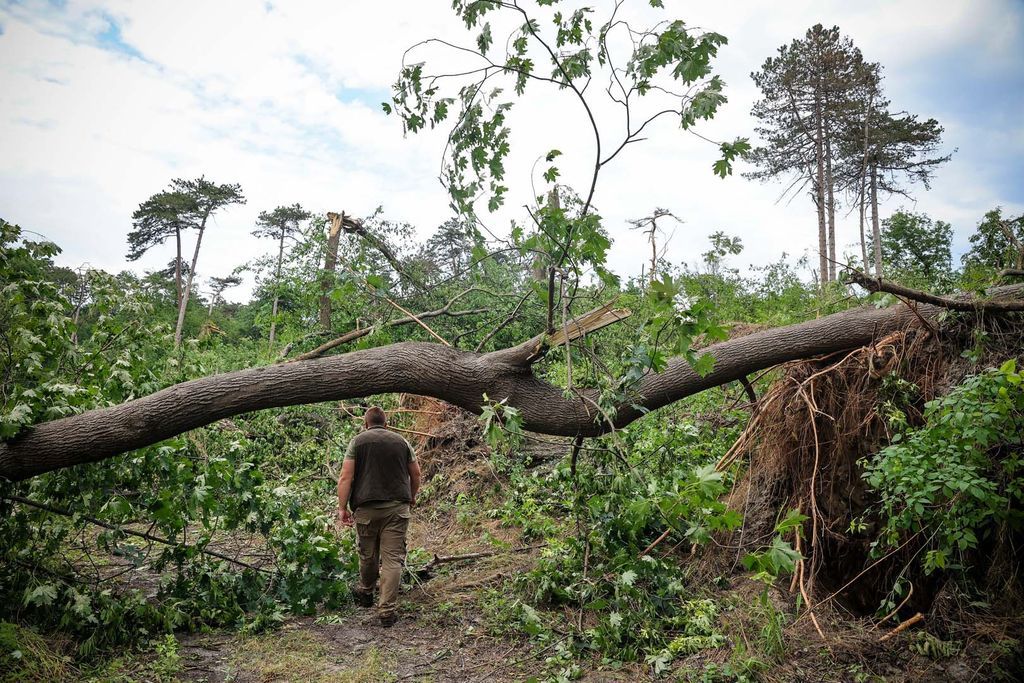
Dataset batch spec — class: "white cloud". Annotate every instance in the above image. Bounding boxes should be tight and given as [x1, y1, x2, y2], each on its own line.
[0, 0, 1021, 299]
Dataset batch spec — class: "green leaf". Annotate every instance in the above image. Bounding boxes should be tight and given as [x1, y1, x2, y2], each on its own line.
[476, 22, 493, 53]
[775, 509, 809, 535]
[24, 583, 58, 607]
[692, 353, 715, 377]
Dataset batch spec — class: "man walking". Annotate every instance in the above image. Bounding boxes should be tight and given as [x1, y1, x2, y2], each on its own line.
[336, 406, 421, 626]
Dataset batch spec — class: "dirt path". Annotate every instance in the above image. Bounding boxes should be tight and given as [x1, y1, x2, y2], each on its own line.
[177, 608, 539, 683]
[175, 485, 557, 683]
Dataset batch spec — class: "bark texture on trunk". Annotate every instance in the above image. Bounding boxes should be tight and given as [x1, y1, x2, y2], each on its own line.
[825, 135, 837, 283]
[174, 228, 183, 311]
[813, 99, 829, 288]
[858, 96, 874, 273]
[0, 297, 983, 482]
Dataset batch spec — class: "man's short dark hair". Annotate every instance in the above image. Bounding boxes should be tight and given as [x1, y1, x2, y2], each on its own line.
[364, 406, 387, 428]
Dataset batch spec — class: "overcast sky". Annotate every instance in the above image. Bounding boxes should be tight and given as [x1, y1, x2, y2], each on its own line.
[1, 0, 1022, 300]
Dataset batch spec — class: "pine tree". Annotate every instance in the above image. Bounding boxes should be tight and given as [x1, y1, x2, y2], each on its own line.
[171, 177, 246, 348]
[207, 275, 242, 315]
[127, 190, 195, 310]
[253, 204, 311, 346]
[866, 113, 950, 278]
[747, 25, 876, 287]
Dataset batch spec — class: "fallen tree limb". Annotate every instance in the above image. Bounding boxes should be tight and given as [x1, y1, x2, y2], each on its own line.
[424, 544, 545, 568]
[277, 330, 332, 359]
[3, 287, 1022, 482]
[285, 287, 493, 362]
[406, 544, 546, 579]
[3, 494, 271, 573]
[846, 271, 1024, 312]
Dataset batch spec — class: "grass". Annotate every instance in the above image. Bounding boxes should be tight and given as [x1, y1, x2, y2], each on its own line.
[1, 622, 78, 683]
[228, 628, 396, 683]
[82, 634, 181, 683]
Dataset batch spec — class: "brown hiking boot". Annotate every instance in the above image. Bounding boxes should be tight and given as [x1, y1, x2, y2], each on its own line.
[353, 589, 374, 608]
[379, 612, 398, 628]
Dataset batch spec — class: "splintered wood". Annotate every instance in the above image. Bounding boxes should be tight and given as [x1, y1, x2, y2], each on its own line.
[547, 302, 632, 347]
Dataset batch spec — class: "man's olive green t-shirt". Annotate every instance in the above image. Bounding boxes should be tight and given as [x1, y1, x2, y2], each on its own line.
[344, 427, 417, 510]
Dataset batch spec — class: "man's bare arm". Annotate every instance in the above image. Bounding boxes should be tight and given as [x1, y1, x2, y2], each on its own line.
[336, 458, 356, 525]
[408, 460, 421, 506]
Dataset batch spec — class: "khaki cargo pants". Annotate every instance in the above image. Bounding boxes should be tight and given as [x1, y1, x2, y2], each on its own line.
[353, 502, 410, 617]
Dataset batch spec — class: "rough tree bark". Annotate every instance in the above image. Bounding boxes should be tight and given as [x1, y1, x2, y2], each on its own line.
[813, 96, 829, 287]
[6, 293, 1017, 483]
[825, 135, 837, 283]
[857, 94, 874, 273]
[174, 227, 183, 311]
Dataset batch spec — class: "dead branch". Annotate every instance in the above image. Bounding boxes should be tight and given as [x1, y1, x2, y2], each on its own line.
[340, 214, 427, 291]
[847, 270, 1024, 312]
[381, 294, 451, 346]
[285, 296, 487, 362]
[406, 544, 546, 579]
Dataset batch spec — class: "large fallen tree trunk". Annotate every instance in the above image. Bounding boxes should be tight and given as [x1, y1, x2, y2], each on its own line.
[1, 292, 1019, 482]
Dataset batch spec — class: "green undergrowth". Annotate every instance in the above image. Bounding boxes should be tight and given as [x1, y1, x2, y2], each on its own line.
[474, 393, 803, 680]
[862, 359, 1024, 602]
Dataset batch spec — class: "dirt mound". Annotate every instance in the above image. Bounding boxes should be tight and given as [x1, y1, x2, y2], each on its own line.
[394, 395, 501, 505]
[401, 396, 489, 477]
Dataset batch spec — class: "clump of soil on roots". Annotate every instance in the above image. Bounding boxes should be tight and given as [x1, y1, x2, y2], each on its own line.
[396, 394, 505, 505]
[711, 313, 1024, 618]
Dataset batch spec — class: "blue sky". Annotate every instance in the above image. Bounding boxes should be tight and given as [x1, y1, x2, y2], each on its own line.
[1, 0, 1022, 298]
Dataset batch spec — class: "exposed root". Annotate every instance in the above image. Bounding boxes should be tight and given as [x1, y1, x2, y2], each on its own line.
[714, 311, 1024, 616]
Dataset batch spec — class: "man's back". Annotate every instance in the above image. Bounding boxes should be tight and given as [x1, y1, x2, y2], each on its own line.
[347, 427, 414, 510]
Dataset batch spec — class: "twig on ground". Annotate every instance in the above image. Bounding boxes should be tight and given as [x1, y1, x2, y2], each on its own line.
[878, 612, 924, 642]
[872, 583, 914, 630]
[640, 528, 672, 558]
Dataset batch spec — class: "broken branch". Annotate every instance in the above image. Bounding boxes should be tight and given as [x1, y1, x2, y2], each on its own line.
[847, 270, 1024, 312]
